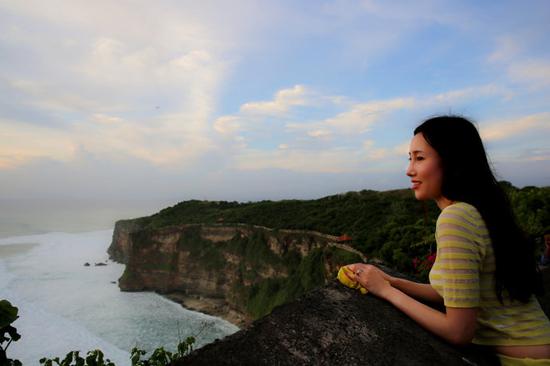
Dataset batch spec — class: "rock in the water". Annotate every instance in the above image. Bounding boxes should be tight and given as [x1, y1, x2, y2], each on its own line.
[94, 262, 107, 266]
[176, 280, 498, 366]
[84, 262, 90, 266]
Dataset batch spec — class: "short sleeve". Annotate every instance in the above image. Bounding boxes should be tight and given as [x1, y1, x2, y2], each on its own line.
[430, 203, 482, 308]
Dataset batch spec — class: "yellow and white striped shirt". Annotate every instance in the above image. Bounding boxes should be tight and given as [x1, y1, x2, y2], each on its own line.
[429, 202, 550, 346]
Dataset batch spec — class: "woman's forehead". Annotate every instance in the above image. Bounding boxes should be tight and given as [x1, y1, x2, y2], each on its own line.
[409, 133, 438, 155]
[409, 133, 429, 150]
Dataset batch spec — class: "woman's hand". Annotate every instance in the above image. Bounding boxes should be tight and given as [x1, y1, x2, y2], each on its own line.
[346, 263, 393, 299]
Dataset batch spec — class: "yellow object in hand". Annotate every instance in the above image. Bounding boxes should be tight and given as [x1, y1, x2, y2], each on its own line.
[337, 266, 368, 294]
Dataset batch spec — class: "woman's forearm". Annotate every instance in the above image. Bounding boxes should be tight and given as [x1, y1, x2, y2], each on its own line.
[382, 287, 477, 345]
[350, 263, 478, 345]
[389, 277, 443, 303]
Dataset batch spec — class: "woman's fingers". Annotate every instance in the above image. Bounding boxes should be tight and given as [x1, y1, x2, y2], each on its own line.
[343, 263, 391, 286]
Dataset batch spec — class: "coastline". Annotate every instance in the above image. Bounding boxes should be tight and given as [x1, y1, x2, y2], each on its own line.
[162, 292, 250, 328]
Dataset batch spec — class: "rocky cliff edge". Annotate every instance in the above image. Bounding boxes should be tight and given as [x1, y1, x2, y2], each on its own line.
[176, 280, 499, 366]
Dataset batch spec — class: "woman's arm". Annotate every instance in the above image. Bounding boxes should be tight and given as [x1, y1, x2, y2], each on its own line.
[351, 264, 478, 345]
[389, 277, 443, 304]
[347, 264, 443, 303]
[384, 286, 478, 345]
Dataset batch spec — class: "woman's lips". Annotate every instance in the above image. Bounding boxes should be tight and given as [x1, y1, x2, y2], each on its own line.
[411, 181, 421, 189]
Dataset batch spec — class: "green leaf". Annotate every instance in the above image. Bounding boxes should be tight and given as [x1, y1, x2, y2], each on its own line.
[0, 300, 19, 329]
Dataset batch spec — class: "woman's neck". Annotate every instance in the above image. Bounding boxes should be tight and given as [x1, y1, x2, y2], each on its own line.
[436, 196, 455, 210]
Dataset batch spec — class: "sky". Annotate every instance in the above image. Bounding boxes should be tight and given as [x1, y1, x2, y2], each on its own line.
[1, 0, 549, 206]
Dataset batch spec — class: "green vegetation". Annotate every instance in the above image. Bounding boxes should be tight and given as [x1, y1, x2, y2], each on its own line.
[122, 188, 441, 278]
[245, 248, 328, 318]
[176, 226, 230, 270]
[2, 298, 197, 366]
[122, 183, 549, 278]
[117, 183, 550, 318]
[0, 300, 21, 366]
[38, 337, 196, 366]
[40, 350, 116, 366]
[503, 183, 550, 239]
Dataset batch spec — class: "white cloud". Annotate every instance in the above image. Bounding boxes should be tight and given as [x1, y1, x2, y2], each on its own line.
[0, 1, 272, 169]
[362, 139, 388, 160]
[393, 141, 411, 156]
[487, 34, 550, 90]
[507, 60, 550, 89]
[324, 97, 415, 133]
[9, 79, 106, 113]
[212, 83, 512, 175]
[307, 129, 332, 138]
[517, 148, 550, 162]
[73, 113, 217, 166]
[213, 116, 242, 135]
[235, 148, 361, 173]
[480, 113, 550, 142]
[91, 114, 124, 125]
[488, 36, 521, 63]
[239, 85, 311, 115]
[0, 118, 76, 168]
[426, 84, 512, 104]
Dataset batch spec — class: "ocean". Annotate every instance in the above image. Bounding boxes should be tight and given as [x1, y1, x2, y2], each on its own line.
[0, 229, 239, 365]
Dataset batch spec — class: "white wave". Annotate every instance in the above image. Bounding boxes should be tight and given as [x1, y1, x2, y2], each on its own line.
[0, 230, 238, 365]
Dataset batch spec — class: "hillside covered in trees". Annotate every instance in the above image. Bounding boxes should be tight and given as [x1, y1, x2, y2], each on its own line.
[127, 182, 549, 277]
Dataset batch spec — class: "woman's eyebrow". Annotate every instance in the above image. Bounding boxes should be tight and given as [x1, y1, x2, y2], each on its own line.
[410, 150, 424, 154]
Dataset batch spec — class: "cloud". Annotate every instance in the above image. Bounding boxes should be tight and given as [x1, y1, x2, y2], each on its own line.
[212, 83, 512, 175]
[362, 139, 389, 160]
[323, 97, 415, 134]
[0, 118, 76, 168]
[507, 60, 550, 89]
[239, 85, 311, 115]
[235, 148, 362, 174]
[213, 116, 242, 135]
[91, 114, 124, 125]
[488, 36, 522, 63]
[233, 140, 410, 175]
[480, 113, 550, 142]
[74, 113, 218, 166]
[487, 34, 550, 89]
[282, 96, 418, 140]
[9, 79, 105, 113]
[516, 148, 550, 162]
[287, 84, 505, 140]
[0, 1, 276, 169]
[214, 85, 320, 138]
[425, 84, 512, 104]
[307, 129, 332, 139]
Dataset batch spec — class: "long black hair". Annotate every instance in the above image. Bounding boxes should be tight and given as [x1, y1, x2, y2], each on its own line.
[414, 115, 542, 303]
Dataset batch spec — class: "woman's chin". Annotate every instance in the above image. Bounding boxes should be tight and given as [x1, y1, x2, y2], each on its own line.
[413, 191, 427, 201]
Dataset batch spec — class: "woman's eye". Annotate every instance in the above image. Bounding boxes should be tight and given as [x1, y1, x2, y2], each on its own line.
[416, 156, 425, 161]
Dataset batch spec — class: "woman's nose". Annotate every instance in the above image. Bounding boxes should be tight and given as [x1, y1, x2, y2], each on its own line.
[406, 161, 414, 177]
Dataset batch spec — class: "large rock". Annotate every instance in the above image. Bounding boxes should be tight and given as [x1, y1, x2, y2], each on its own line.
[176, 280, 498, 366]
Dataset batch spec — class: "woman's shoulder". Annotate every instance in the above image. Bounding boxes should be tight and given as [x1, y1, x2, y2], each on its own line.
[439, 201, 483, 226]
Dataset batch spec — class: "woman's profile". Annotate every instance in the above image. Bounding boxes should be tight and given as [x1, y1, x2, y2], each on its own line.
[345, 116, 550, 365]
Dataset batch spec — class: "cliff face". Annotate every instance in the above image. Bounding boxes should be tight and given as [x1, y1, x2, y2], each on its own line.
[108, 222, 364, 325]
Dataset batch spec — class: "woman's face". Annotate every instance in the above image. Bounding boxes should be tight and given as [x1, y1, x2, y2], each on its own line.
[406, 133, 445, 205]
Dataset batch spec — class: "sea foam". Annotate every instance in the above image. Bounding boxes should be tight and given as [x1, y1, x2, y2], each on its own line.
[0, 230, 238, 365]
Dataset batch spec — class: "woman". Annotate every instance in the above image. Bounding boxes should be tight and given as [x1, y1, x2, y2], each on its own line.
[346, 116, 550, 365]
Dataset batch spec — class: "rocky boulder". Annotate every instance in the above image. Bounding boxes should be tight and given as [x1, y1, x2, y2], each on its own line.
[176, 280, 499, 366]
